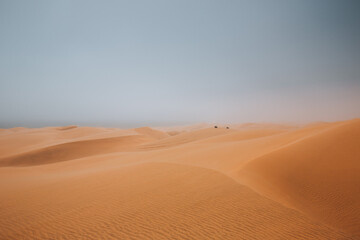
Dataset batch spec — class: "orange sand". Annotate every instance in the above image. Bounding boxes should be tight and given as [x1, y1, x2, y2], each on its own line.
[0, 120, 359, 239]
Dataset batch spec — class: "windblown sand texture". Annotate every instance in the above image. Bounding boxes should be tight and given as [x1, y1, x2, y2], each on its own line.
[0, 119, 359, 239]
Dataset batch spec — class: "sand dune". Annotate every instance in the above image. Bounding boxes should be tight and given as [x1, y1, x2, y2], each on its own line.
[0, 126, 152, 159]
[0, 119, 358, 239]
[56, 125, 79, 131]
[0, 162, 351, 240]
[154, 122, 212, 132]
[240, 119, 360, 236]
[0, 126, 114, 158]
[0, 135, 154, 167]
[229, 122, 299, 131]
[134, 126, 170, 139]
[138, 128, 233, 150]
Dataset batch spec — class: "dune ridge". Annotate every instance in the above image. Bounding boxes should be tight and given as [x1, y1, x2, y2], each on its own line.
[0, 135, 155, 167]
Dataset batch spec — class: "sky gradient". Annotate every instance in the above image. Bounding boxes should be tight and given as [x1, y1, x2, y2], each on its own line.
[1, 0, 360, 128]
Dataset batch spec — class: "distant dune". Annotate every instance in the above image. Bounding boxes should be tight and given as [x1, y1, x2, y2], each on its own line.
[0, 119, 359, 239]
[134, 126, 170, 139]
[56, 125, 78, 131]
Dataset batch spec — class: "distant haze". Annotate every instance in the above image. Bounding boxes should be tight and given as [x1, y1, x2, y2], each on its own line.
[1, 0, 359, 128]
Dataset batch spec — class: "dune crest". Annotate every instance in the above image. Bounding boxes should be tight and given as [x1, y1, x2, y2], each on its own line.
[56, 125, 78, 131]
[134, 127, 169, 139]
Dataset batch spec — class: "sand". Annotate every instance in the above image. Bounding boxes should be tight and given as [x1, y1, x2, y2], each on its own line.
[0, 120, 359, 239]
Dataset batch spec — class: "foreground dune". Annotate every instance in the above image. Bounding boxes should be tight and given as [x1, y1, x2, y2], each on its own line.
[240, 119, 360, 236]
[0, 162, 351, 240]
[0, 119, 359, 239]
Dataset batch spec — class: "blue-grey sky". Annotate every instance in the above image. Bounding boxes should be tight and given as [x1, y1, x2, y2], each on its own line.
[1, 0, 359, 128]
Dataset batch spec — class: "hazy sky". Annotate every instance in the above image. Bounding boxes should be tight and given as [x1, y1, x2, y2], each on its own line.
[1, 0, 359, 128]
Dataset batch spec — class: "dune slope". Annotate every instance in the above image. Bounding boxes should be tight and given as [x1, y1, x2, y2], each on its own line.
[0, 162, 352, 240]
[240, 119, 360, 236]
[0, 135, 153, 167]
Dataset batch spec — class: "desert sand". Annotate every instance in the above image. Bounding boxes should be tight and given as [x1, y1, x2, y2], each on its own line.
[0, 119, 359, 239]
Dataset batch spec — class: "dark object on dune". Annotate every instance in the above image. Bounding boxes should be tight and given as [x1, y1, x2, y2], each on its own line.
[226, 127, 229, 129]
[214, 126, 218, 128]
